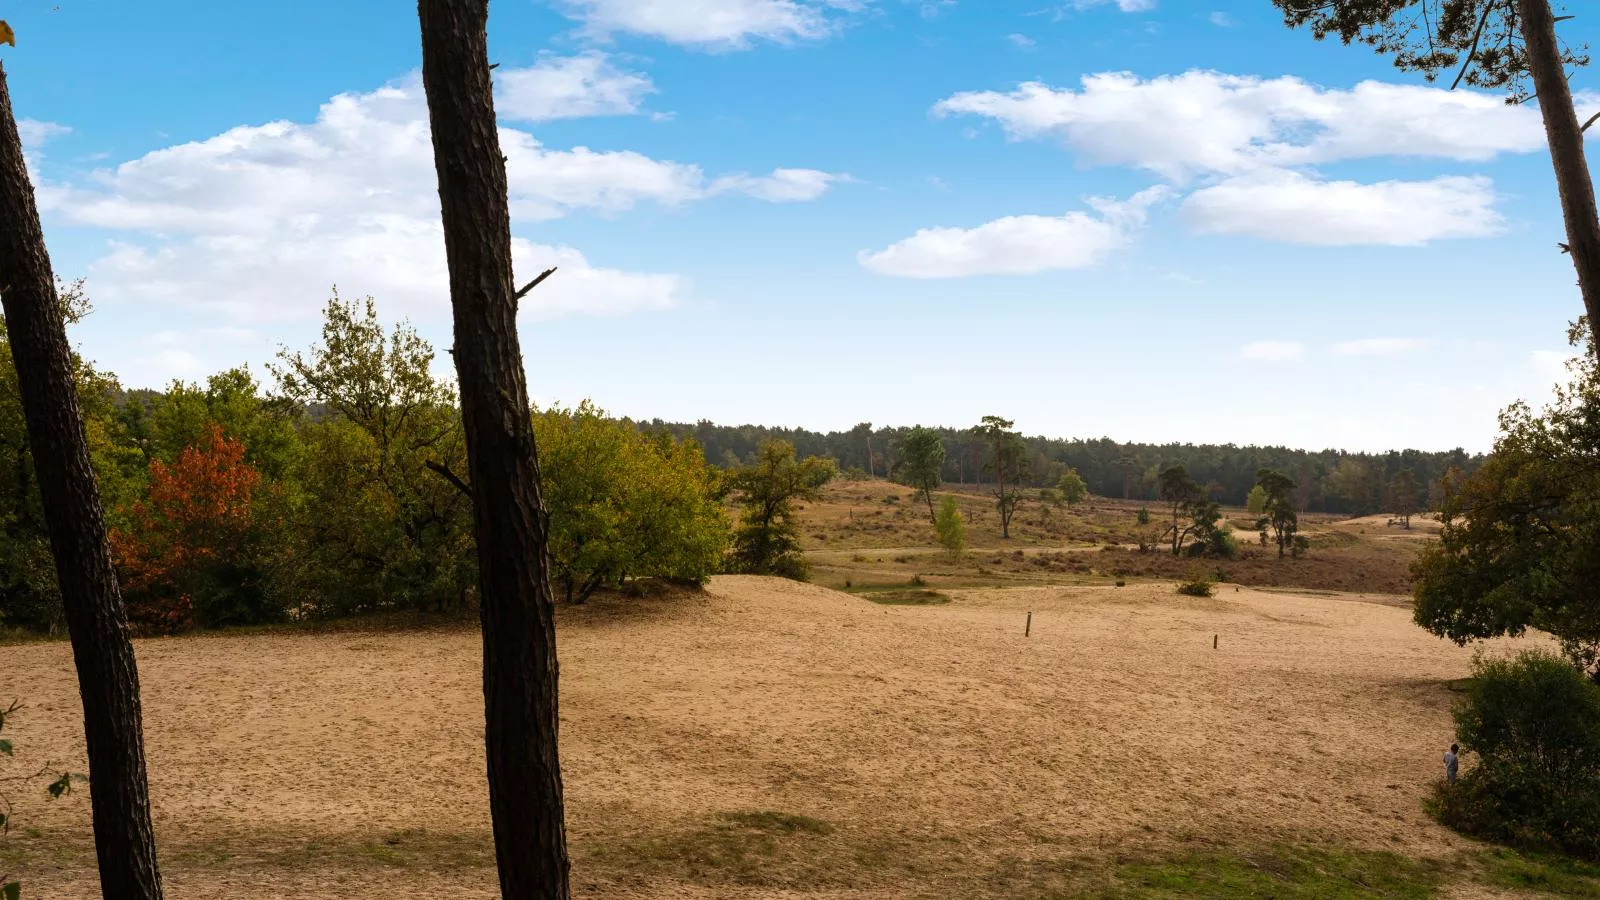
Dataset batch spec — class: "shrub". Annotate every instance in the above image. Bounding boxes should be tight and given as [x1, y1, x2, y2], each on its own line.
[1136, 507, 1151, 526]
[1431, 651, 1600, 860]
[1176, 575, 1215, 598]
[537, 403, 730, 603]
[934, 495, 965, 556]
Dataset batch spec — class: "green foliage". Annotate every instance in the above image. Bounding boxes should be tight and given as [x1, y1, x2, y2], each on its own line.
[898, 426, 945, 521]
[1176, 573, 1215, 598]
[1254, 469, 1301, 559]
[934, 495, 965, 556]
[1431, 650, 1600, 860]
[727, 440, 835, 580]
[270, 292, 475, 616]
[1414, 324, 1600, 673]
[1135, 506, 1150, 526]
[1057, 467, 1088, 506]
[1273, 0, 1588, 100]
[1245, 484, 1267, 515]
[534, 402, 729, 603]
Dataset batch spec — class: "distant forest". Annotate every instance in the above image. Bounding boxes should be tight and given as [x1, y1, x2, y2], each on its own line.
[643, 420, 1482, 516]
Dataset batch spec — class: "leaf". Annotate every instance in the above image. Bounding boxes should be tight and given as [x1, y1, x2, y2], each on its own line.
[0, 739, 10, 756]
[46, 773, 71, 799]
[0, 21, 14, 48]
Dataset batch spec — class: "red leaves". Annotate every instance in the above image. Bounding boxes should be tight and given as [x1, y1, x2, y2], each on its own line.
[112, 423, 260, 632]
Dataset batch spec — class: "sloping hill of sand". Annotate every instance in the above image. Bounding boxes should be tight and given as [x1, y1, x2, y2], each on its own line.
[0, 577, 1537, 898]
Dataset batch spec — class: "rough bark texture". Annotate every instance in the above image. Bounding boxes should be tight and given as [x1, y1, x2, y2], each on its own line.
[1517, 0, 1600, 349]
[415, 4, 572, 899]
[0, 63, 164, 900]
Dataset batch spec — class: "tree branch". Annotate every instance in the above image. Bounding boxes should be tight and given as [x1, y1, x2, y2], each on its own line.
[514, 266, 557, 301]
[425, 460, 473, 499]
[1583, 111, 1600, 133]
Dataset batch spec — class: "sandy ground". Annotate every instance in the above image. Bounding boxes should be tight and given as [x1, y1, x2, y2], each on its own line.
[0, 576, 1536, 898]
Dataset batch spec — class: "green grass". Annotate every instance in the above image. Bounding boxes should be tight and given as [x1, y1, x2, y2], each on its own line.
[864, 590, 952, 605]
[991, 845, 1445, 899]
[1478, 847, 1600, 897]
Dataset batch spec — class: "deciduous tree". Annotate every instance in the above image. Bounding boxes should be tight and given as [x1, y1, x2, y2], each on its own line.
[934, 495, 966, 556]
[1057, 467, 1088, 506]
[1414, 323, 1600, 674]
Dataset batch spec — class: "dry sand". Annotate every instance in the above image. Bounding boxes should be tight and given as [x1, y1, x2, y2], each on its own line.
[0, 576, 1537, 898]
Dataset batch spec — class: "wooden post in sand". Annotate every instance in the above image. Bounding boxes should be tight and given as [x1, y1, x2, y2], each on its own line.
[1213, 634, 1218, 650]
[1025, 611, 1032, 637]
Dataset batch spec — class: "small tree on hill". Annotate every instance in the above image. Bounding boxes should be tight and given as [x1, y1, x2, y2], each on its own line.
[1254, 469, 1301, 558]
[1246, 484, 1268, 515]
[1159, 465, 1205, 555]
[934, 495, 966, 556]
[728, 440, 835, 580]
[898, 426, 946, 522]
[1388, 468, 1419, 529]
[977, 415, 1026, 538]
[1057, 468, 1088, 506]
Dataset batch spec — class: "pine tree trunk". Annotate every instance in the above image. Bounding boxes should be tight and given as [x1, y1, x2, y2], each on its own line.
[1517, 0, 1600, 349]
[415, 4, 571, 899]
[0, 62, 164, 900]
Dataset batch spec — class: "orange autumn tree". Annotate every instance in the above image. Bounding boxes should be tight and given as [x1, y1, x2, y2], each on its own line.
[112, 423, 271, 632]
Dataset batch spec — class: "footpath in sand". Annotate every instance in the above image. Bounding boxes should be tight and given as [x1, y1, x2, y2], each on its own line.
[1, 576, 1533, 898]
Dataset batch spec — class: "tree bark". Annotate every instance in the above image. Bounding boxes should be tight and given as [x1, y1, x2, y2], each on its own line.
[0, 62, 164, 900]
[415, 4, 571, 899]
[1517, 0, 1600, 350]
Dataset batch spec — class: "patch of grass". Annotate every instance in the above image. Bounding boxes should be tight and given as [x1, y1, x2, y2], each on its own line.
[991, 844, 1444, 899]
[1176, 579, 1215, 598]
[586, 809, 857, 888]
[865, 590, 951, 606]
[718, 811, 834, 835]
[1478, 846, 1600, 896]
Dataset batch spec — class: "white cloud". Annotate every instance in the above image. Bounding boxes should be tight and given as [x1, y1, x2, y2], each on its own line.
[1331, 337, 1426, 356]
[495, 51, 655, 122]
[1240, 340, 1304, 362]
[1208, 11, 1234, 26]
[558, 0, 859, 48]
[934, 71, 1546, 181]
[709, 167, 845, 201]
[858, 186, 1168, 278]
[1007, 33, 1036, 50]
[39, 74, 833, 324]
[1182, 171, 1501, 246]
[18, 119, 70, 151]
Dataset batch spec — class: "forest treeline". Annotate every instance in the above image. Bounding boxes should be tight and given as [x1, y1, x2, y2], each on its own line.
[646, 420, 1482, 514]
[0, 288, 1477, 635]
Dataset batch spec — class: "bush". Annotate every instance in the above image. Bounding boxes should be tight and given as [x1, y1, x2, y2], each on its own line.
[1431, 651, 1600, 860]
[1176, 571, 1215, 597]
[934, 495, 965, 556]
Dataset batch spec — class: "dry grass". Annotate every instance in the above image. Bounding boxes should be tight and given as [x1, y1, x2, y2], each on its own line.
[0, 571, 1545, 898]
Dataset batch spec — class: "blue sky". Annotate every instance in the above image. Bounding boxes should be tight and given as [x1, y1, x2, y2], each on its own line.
[5, 0, 1597, 452]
